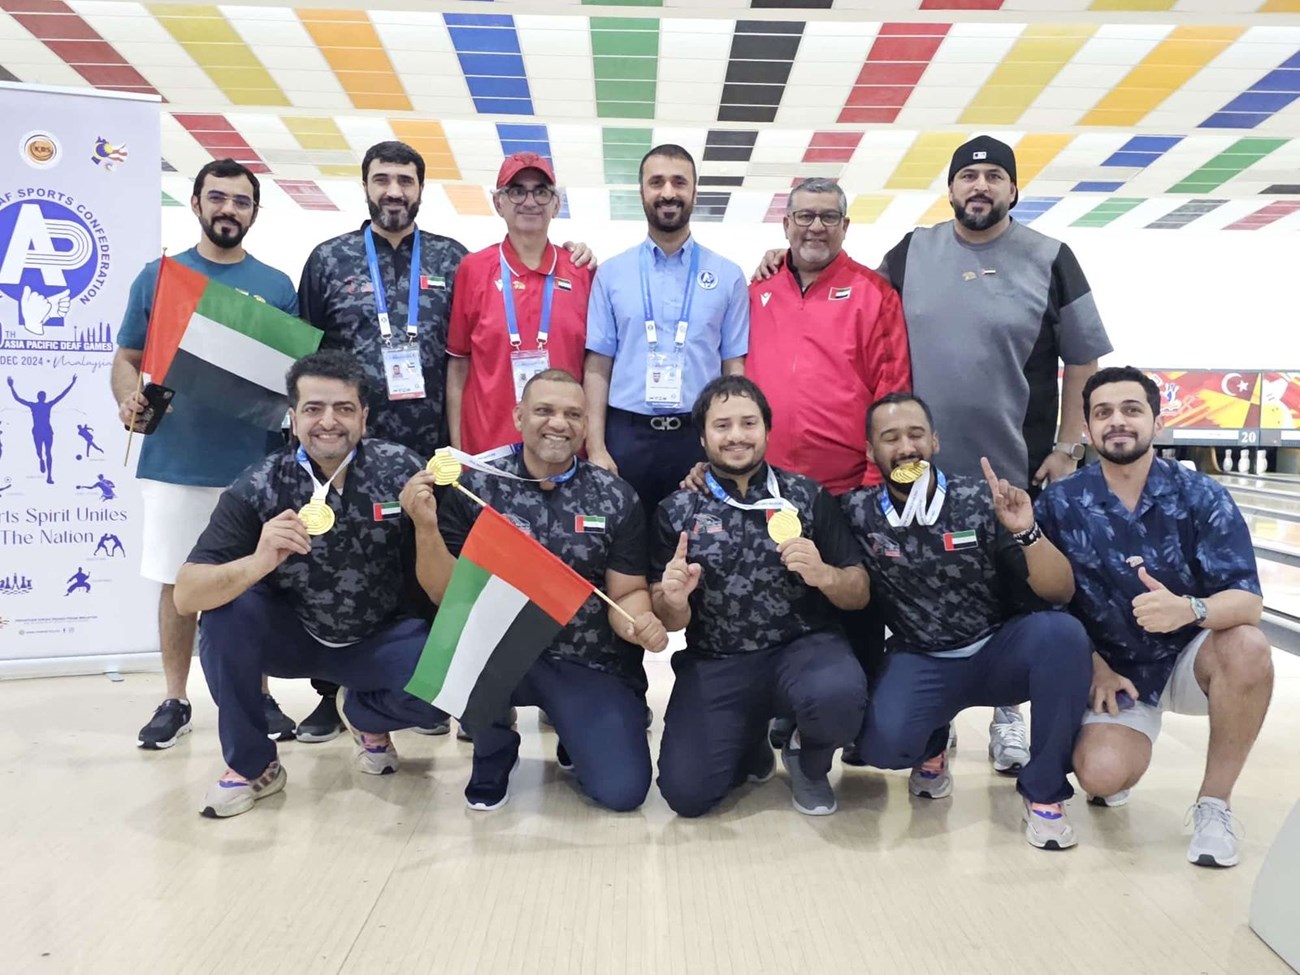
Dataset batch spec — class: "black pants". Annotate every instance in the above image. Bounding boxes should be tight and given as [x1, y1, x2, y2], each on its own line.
[605, 408, 704, 521]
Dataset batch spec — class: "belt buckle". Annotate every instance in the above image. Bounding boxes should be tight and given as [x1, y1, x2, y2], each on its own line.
[651, 416, 681, 432]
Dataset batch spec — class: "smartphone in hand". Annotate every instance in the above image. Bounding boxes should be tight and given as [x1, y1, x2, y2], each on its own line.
[126, 383, 174, 435]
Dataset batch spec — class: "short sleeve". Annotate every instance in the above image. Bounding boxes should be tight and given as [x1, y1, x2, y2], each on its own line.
[585, 266, 618, 357]
[1050, 243, 1112, 365]
[606, 494, 649, 577]
[116, 262, 159, 351]
[647, 501, 682, 584]
[446, 258, 476, 358]
[185, 491, 264, 566]
[1191, 482, 1262, 597]
[719, 266, 750, 360]
[296, 246, 328, 328]
[436, 481, 480, 558]
[811, 490, 864, 569]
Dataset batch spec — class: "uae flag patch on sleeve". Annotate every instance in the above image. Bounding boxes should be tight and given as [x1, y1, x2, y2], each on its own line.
[373, 501, 402, 521]
[574, 514, 606, 533]
[943, 530, 978, 551]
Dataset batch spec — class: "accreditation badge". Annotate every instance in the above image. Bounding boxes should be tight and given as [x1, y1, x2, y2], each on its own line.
[510, 348, 550, 403]
[382, 344, 426, 400]
[645, 351, 684, 408]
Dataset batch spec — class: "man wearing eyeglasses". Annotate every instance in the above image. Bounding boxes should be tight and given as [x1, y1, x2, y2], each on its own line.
[113, 159, 300, 752]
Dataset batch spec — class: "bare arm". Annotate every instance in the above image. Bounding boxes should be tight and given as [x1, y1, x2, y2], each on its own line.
[583, 351, 617, 473]
[1058, 360, 1097, 444]
[721, 356, 745, 377]
[1022, 537, 1076, 605]
[446, 356, 469, 452]
[778, 538, 870, 610]
[401, 471, 457, 603]
[111, 347, 147, 426]
[1202, 589, 1264, 629]
[605, 569, 669, 652]
[174, 510, 311, 614]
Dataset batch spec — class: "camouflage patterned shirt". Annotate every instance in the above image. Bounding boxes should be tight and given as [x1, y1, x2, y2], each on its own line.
[649, 463, 864, 658]
[436, 452, 649, 686]
[298, 224, 469, 456]
[187, 439, 430, 645]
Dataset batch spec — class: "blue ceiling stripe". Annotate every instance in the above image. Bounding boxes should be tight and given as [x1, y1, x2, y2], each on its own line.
[444, 13, 535, 117]
[1102, 136, 1182, 169]
[1014, 197, 1062, 225]
[496, 123, 569, 218]
[1198, 56, 1300, 130]
[1073, 181, 1124, 192]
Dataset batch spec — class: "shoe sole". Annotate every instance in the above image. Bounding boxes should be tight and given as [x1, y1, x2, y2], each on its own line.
[266, 729, 297, 742]
[910, 781, 953, 800]
[1190, 853, 1238, 868]
[1087, 793, 1131, 808]
[1026, 834, 1077, 851]
[988, 745, 1028, 775]
[200, 767, 287, 819]
[138, 720, 193, 750]
[792, 798, 837, 816]
[295, 727, 344, 744]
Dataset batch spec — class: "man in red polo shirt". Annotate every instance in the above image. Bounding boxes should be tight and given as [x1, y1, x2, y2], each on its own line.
[447, 152, 595, 455]
[746, 177, 911, 493]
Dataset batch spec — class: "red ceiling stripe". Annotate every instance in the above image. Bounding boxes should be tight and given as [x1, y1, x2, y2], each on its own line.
[172, 114, 270, 174]
[839, 23, 950, 125]
[0, 0, 159, 95]
[275, 180, 339, 212]
[804, 131, 862, 164]
[1224, 200, 1300, 230]
[763, 193, 789, 224]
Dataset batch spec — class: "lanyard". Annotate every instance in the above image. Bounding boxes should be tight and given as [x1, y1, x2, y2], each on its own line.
[880, 467, 948, 527]
[364, 225, 421, 344]
[704, 466, 791, 513]
[499, 245, 556, 350]
[296, 446, 356, 503]
[639, 241, 700, 349]
[445, 445, 578, 485]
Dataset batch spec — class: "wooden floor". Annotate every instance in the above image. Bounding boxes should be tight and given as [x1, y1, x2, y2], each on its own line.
[2, 646, 1298, 975]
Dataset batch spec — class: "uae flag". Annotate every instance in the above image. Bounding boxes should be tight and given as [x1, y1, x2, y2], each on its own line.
[405, 505, 594, 728]
[141, 256, 323, 429]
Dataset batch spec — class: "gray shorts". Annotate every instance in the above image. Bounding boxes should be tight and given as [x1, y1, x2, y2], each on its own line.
[1080, 629, 1211, 744]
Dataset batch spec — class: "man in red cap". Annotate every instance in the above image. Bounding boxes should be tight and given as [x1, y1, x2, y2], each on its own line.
[447, 152, 596, 456]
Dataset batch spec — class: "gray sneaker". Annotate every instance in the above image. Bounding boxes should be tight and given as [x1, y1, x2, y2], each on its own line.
[909, 750, 952, 799]
[1023, 798, 1078, 850]
[200, 762, 286, 819]
[781, 741, 836, 815]
[1187, 798, 1240, 867]
[988, 706, 1030, 773]
[337, 688, 399, 775]
[1087, 788, 1132, 808]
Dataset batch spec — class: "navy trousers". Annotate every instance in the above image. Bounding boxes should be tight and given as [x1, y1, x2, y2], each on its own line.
[199, 585, 442, 779]
[605, 408, 703, 520]
[854, 611, 1092, 804]
[467, 656, 652, 812]
[657, 631, 868, 817]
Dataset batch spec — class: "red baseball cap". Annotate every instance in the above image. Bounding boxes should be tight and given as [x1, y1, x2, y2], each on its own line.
[496, 151, 556, 189]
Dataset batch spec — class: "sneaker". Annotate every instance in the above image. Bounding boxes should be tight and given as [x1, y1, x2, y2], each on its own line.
[1186, 797, 1240, 868]
[909, 750, 953, 799]
[1023, 798, 1078, 850]
[1087, 788, 1132, 808]
[466, 757, 520, 811]
[841, 740, 867, 767]
[137, 698, 192, 749]
[768, 716, 794, 749]
[781, 739, 837, 816]
[199, 762, 286, 819]
[411, 714, 451, 736]
[458, 706, 517, 742]
[988, 707, 1030, 774]
[745, 735, 776, 784]
[295, 694, 345, 743]
[947, 723, 958, 753]
[556, 741, 573, 771]
[262, 693, 296, 742]
[644, 704, 654, 730]
[337, 688, 399, 775]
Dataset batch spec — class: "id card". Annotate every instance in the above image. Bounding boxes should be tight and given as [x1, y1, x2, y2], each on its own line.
[645, 351, 684, 408]
[382, 344, 426, 401]
[510, 348, 551, 403]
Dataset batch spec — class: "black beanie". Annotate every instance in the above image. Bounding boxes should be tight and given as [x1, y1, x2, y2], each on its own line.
[948, 135, 1017, 186]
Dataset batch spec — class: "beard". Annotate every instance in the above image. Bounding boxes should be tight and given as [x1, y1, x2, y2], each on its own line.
[708, 445, 763, 480]
[200, 214, 248, 250]
[953, 196, 1009, 232]
[368, 195, 420, 234]
[1094, 431, 1154, 465]
[643, 196, 693, 233]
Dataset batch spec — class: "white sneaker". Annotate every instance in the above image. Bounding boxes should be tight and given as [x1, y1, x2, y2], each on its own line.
[1087, 788, 1131, 808]
[988, 706, 1030, 773]
[1186, 797, 1240, 868]
[1023, 798, 1078, 850]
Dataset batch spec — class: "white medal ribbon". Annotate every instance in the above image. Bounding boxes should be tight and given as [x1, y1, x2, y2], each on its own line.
[296, 446, 356, 503]
[440, 445, 577, 485]
[705, 466, 793, 513]
[882, 465, 947, 527]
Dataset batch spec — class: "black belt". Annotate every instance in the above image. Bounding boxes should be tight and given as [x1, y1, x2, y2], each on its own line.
[608, 407, 691, 432]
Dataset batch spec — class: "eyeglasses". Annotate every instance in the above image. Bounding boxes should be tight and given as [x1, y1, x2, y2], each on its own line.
[502, 184, 555, 205]
[790, 209, 844, 228]
[204, 190, 256, 212]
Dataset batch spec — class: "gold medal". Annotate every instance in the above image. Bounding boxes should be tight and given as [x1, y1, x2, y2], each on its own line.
[890, 460, 930, 485]
[298, 499, 335, 536]
[767, 508, 802, 545]
[428, 450, 463, 486]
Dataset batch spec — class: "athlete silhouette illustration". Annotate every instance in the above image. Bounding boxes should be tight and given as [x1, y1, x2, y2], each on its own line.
[77, 423, 105, 458]
[7, 374, 77, 484]
[94, 533, 125, 557]
[77, 472, 117, 502]
[65, 567, 91, 596]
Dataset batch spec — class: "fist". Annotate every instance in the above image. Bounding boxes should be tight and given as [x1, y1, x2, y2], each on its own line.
[626, 610, 669, 653]
[779, 536, 830, 589]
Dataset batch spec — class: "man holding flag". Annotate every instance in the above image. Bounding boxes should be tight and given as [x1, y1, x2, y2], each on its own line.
[112, 159, 301, 751]
[175, 351, 443, 819]
[401, 368, 669, 812]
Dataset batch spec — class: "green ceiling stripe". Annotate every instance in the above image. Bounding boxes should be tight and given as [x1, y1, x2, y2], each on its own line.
[609, 188, 644, 220]
[602, 127, 653, 185]
[591, 17, 658, 120]
[162, 191, 184, 207]
[1166, 138, 1287, 194]
[1071, 197, 1144, 228]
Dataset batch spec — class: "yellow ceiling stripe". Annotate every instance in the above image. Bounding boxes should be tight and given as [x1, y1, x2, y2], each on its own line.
[444, 184, 492, 217]
[282, 117, 350, 153]
[319, 165, 360, 179]
[846, 194, 892, 225]
[1260, 0, 1300, 10]
[1014, 133, 1074, 185]
[150, 4, 288, 107]
[961, 25, 1097, 126]
[916, 196, 953, 227]
[1081, 26, 1244, 127]
[389, 120, 461, 181]
[1088, 0, 1177, 10]
[298, 9, 411, 113]
[885, 133, 968, 191]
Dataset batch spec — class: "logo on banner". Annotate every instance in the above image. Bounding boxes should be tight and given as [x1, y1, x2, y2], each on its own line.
[19, 131, 61, 169]
[90, 137, 128, 171]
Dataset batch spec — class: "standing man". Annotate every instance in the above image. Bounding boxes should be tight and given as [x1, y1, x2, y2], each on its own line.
[651, 376, 869, 818]
[1036, 367, 1273, 867]
[7, 374, 76, 484]
[447, 153, 595, 456]
[113, 159, 299, 750]
[585, 145, 749, 518]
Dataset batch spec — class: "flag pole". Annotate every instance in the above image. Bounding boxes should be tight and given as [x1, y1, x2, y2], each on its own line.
[450, 481, 636, 625]
[122, 370, 143, 467]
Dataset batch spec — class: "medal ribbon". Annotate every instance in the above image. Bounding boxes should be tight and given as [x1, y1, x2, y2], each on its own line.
[704, 466, 792, 513]
[442, 445, 578, 485]
[880, 466, 947, 527]
[296, 446, 356, 504]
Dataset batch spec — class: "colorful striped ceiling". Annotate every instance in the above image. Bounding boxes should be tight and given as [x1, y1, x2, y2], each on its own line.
[1, 2, 1299, 230]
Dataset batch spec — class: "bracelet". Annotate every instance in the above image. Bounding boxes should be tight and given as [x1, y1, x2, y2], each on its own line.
[1012, 522, 1042, 547]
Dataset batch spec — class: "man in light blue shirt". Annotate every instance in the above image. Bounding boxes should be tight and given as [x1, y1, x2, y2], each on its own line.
[584, 144, 748, 519]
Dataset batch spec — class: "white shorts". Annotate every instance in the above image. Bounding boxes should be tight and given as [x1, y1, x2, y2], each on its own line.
[139, 481, 225, 585]
[1081, 629, 1212, 744]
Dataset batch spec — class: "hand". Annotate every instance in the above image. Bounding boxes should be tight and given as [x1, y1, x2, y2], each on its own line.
[562, 240, 598, 270]
[118, 389, 148, 428]
[625, 610, 669, 653]
[1033, 449, 1079, 487]
[779, 536, 832, 589]
[659, 531, 702, 610]
[587, 446, 618, 476]
[981, 456, 1034, 534]
[750, 248, 785, 283]
[1131, 567, 1195, 633]
[6, 376, 13, 387]
[399, 470, 440, 530]
[20, 285, 52, 333]
[252, 509, 313, 574]
[1089, 655, 1140, 715]
[678, 461, 708, 494]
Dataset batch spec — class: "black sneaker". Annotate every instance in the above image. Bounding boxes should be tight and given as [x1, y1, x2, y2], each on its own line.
[262, 693, 297, 742]
[644, 704, 653, 730]
[768, 717, 794, 749]
[296, 694, 345, 743]
[556, 741, 573, 771]
[138, 698, 193, 750]
[411, 714, 451, 736]
[466, 756, 519, 811]
[745, 735, 776, 783]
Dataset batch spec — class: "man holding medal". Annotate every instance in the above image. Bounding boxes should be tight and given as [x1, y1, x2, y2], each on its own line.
[840, 393, 1092, 850]
[651, 376, 870, 818]
[176, 351, 444, 819]
[402, 369, 669, 812]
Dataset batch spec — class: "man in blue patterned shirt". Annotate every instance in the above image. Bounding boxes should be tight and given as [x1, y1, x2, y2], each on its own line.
[1036, 366, 1273, 868]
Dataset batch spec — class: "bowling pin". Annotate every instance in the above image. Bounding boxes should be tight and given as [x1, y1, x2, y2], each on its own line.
[1224, 449, 1235, 472]
[1238, 449, 1251, 473]
[1256, 450, 1269, 474]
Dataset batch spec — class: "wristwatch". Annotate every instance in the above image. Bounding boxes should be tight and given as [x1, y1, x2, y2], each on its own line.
[1054, 442, 1086, 461]
[1188, 595, 1209, 626]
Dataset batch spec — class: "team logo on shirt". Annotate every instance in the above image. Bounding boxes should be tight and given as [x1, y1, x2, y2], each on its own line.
[760, 292, 772, 307]
[943, 530, 978, 551]
[697, 270, 717, 290]
[868, 533, 901, 558]
[829, 287, 852, 301]
[962, 271, 977, 282]
[556, 277, 572, 292]
[505, 513, 534, 538]
[1125, 555, 1145, 568]
[574, 514, 606, 534]
[691, 513, 725, 537]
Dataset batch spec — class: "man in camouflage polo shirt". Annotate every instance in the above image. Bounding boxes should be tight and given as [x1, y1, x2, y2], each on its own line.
[403, 368, 669, 812]
[651, 375, 870, 818]
[839, 392, 1091, 850]
[175, 351, 444, 819]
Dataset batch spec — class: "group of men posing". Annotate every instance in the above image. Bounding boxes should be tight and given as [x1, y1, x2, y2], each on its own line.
[115, 135, 1274, 868]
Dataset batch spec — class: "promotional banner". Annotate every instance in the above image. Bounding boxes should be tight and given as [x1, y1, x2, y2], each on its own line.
[1147, 369, 1263, 445]
[1260, 372, 1300, 446]
[0, 83, 161, 674]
